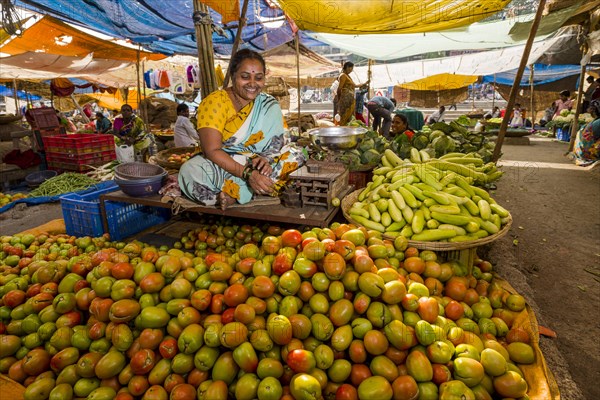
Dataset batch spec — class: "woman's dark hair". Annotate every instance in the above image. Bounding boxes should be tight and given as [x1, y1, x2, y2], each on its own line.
[229, 49, 266, 75]
[95, 112, 104, 118]
[589, 100, 600, 117]
[177, 103, 189, 115]
[342, 61, 354, 71]
[394, 112, 410, 129]
[391, 98, 397, 106]
[560, 90, 570, 97]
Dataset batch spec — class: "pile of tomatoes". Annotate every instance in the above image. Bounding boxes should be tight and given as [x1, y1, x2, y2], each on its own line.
[0, 218, 538, 400]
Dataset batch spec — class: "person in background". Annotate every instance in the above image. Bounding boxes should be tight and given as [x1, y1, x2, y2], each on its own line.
[366, 96, 396, 138]
[112, 104, 151, 160]
[572, 100, 600, 166]
[178, 49, 305, 210]
[592, 78, 600, 101]
[95, 111, 112, 134]
[474, 114, 492, 133]
[539, 102, 556, 127]
[330, 77, 339, 116]
[554, 90, 574, 117]
[55, 108, 76, 132]
[485, 106, 501, 119]
[510, 103, 524, 128]
[582, 75, 597, 113]
[354, 87, 369, 124]
[336, 61, 369, 125]
[427, 105, 446, 125]
[174, 103, 200, 147]
[391, 113, 414, 141]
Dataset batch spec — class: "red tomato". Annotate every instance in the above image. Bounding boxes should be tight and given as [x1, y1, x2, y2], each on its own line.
[159, 337, 178, 359]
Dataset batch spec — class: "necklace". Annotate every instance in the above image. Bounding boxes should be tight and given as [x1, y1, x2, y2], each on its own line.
[230, 89, 245, 110]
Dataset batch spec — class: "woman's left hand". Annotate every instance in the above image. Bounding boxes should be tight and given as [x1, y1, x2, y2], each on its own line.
[252, 156, 272, 176]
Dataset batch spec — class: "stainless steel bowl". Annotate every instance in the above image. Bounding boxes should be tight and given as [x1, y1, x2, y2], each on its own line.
[308, 126, 368, 151]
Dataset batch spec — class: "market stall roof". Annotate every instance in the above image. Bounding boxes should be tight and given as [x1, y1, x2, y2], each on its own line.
[0, 15, 165, 61]
[481, 64, 583, 86]
[305, 1, 590, 61]
[351, 26, 583, 89]
[262, 41, 339, 79]
[397, 74, 478, 91]
[0, 52, 133, 81]
[14, 0, 323, 56]
[276, 0, 511, 34]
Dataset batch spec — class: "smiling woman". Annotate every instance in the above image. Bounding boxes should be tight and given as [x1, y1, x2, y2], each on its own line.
[178, 49, 307, 210]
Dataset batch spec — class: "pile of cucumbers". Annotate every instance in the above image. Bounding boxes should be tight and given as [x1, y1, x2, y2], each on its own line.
[347, 150, 510, 242]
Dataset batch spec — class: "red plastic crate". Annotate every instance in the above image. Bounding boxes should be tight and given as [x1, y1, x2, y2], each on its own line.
[33, 127, 67, 150]
[46, 149, 116, 172]
[28, 108, 60, 130]
[42, 133, 115, 155]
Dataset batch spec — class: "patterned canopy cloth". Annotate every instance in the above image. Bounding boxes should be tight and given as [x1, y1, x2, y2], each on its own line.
[178, 90, 305, 206]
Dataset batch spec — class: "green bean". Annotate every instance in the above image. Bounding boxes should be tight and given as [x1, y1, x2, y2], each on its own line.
[29, 173, 99, 197]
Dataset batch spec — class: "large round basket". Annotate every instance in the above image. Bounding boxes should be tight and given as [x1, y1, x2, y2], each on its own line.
[341, 189, 513, 251]
[155, 147, 199, 170]
[114, 162, 166, 180]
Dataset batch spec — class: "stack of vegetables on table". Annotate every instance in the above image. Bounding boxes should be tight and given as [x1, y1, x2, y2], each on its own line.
[391, 121, 497, 164]
[347, 150, 507, 242]
[0, 213, 539, 400]
[545, 110, 594, 131]
[28, 173, 100, 198]
[0, 192, 29, 207]
[312, 128, 390, 172]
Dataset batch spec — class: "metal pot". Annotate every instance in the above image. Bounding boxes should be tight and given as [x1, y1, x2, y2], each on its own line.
[308, 126, 367, 151]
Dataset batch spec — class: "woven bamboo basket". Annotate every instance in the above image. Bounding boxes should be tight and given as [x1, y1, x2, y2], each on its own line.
[155, 146, 200, 170]
[341, 189, 513, 251]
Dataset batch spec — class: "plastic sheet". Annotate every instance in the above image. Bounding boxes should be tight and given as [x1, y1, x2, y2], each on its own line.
[0, 181, 116, 215]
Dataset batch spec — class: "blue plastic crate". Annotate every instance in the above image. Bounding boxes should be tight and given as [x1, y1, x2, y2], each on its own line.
[105, 201, 171, 241]
[60, 181, 119, 237]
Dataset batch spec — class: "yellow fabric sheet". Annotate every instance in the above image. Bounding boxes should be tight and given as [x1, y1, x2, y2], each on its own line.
[77, 90, 147, 111]
[200, 0, 240, 24]
[277, 0, 511, 34]
[494, 276, 561, 400]
[0, 15, 165, 62]
[398, 73, 478, 91]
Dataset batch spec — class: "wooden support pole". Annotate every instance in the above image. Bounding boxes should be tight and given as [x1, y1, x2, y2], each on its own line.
[529, 64, 535, 127]
[136, 47, 142, 113]
[193, 0, 218, 98]
[223, 0, 249, 88]
[295, 33, 301, 123]
[70, 94, 89, 123]
[492, 0, 547, 162]
[568, 63, 587, 152]
[12, 79, 19, 115]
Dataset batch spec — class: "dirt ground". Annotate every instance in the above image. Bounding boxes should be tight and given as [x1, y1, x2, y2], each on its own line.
[1, 136, 599, 399]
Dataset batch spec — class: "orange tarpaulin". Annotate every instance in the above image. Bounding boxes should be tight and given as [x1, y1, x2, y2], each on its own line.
[0, 15, 165, 62]
[200, 0, 240, 24]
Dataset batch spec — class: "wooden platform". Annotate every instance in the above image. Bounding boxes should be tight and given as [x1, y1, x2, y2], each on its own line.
[99, 187, 353, 230]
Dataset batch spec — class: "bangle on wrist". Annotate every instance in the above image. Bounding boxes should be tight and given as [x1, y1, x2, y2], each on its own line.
[242, 165, 254, 181]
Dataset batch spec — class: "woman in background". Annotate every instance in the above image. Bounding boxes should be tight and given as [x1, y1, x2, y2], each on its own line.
[572, 100, 600, 166]
[336, 61, 368, 126]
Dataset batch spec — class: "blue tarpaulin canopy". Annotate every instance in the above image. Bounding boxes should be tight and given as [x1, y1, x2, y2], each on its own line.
[0, 85, 41, 100]
[481, 64, 582, 86]
[15, 0, 323, 56]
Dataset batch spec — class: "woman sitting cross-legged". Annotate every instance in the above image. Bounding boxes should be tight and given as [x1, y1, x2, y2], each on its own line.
[178, 49, 305, 210]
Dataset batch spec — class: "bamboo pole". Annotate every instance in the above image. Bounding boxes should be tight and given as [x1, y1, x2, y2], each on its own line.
[136, 47, 142, 112]
[492, 74, 496, 109]
[193, 0, 218, 98]
[12, 79, 19, 115]
[529, 64, 535, 127]
[69, 94, 89, 123]
[223, 0, 250, 88]
[568, 63, 587, 152]
[492, 0, 547, 162]
[367, 59, 372, 127]
[295, 33, 301, 123]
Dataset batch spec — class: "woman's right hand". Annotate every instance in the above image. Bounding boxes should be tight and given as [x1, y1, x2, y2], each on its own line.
[248, 170, 274, 195]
